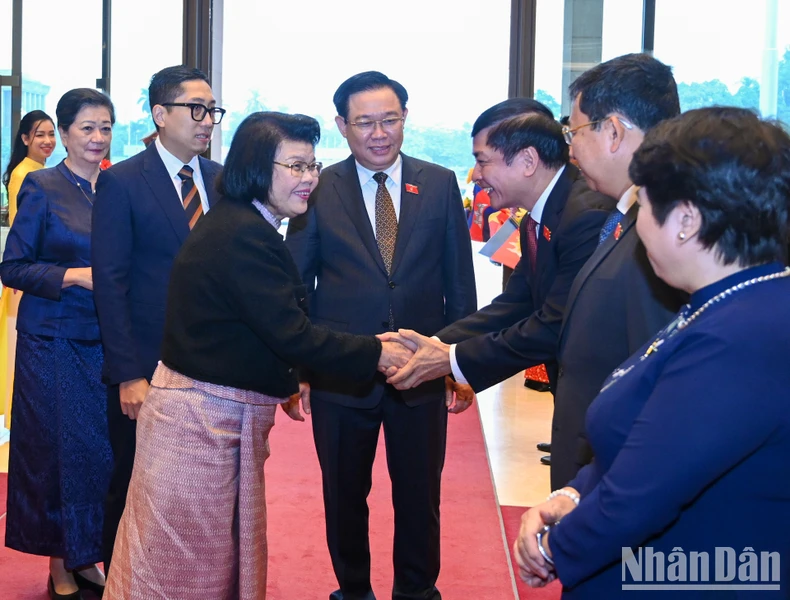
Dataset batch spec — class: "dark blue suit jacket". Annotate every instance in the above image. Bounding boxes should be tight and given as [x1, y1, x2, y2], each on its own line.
[91, 143, 222, 385]
[285, 153, 477, 408]
[0, 162, 100, 340]
[551, 263, 790, 597]
[437, 165, 616, 393]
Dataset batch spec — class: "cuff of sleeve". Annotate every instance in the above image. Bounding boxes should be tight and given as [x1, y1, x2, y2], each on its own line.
[449, 344, 469, 385]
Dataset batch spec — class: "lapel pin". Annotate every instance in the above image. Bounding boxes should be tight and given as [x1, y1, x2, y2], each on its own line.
[543, 225, 551, 241]
[405, 183, 419, 194]
[614, 222, 623, 241]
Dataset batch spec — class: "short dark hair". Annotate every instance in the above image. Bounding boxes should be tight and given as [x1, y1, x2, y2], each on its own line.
[149, 65, 211, 130]
[471, 98, 554, 137]
[56, 88, 115, 131]
[3, 110, 53, 190]
[629, 106, 790, 267]
[486, 113, 569, 170]
[217, 112, 321, 205]
[333, 71, 408, 120]
[569, 53, 680, 132]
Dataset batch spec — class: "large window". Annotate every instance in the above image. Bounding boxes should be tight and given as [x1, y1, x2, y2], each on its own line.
[222, 0, 511, 184]
[534, 0, 643, 118]
[110, 0, 183, 162]
[653, 0, 790, 124]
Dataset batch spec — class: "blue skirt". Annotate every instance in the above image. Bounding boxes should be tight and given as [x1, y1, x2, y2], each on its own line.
[4, 332, 111, 569]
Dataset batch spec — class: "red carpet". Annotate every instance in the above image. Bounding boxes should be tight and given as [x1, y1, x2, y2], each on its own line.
[265, 406, 516, 599]
[1, 406, 517, 598]
[500, 505, 562, 599]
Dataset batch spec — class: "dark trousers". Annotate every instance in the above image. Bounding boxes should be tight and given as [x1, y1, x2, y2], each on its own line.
[102, 384, 137, 573]
[311, 390, 448, 600]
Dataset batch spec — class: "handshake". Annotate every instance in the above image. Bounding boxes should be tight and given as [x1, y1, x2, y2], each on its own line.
[375, 330, 476, 414]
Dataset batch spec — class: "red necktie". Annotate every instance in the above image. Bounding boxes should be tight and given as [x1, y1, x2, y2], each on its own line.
[525, 217, 538, 272]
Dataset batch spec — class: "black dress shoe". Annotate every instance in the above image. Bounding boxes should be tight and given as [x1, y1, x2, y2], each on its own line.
[540, 455, 551, 466]
[73, 570, 105, 598]
[536, 442, 551, 453]
[48, 576, 83, 600]
[524, 379, 551, 392]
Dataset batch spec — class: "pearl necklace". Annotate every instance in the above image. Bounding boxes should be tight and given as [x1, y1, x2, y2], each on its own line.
[642, 266, 790, 359]
[64, 161, 97, 206]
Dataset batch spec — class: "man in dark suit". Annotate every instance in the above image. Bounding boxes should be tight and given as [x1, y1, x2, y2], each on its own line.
[92, 65, 224, 571]
[384, 103, 615, 395]
[285, 71, 477, 600]
[549, 53, 685, 490]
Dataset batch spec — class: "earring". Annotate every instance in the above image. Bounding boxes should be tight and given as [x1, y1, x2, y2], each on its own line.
[678, 232, 686, 240]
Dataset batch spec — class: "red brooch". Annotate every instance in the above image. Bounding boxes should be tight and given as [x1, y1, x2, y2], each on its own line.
[614, 222, 623, 241]
[405, 183, 419, 194]
[543, 225, 552, 241]
[100, 158, 112, 170]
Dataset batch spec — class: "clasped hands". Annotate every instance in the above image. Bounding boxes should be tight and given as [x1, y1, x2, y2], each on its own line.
[377, 329, 475, 414]
[513, 492, 578, 587]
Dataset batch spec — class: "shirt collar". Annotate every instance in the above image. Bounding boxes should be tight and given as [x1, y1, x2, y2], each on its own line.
[155, 136, 201, 178]
[252, 199, 282, 230]
[617, 185, 638, 215]
[355, 154, 403, 189]
[529, 164, 565, 224]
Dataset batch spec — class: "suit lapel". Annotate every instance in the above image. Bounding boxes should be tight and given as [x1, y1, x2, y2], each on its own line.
[198, 156, 221, 207]
[333, 156, 388, 275]
[142, 143, 190, 244]
[558, 203, 639, 346]
[532, 166, 574, 299]
[390, 155, 421, 276]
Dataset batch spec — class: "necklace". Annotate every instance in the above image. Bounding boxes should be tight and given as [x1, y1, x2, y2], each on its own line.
[641, 266, 790, 359]
[64, 161, 97, 206]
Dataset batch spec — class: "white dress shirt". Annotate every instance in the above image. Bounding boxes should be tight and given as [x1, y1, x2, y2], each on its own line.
[355, 155, 403, 230]
[155, 137, 211, 213]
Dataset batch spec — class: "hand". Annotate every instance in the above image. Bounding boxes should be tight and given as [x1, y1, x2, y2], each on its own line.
[445, 377, 475, 414]
[281, 382, 310, 421]
[62, 267, 93, 290]
[119, 378, 150, 420]
[377, 340, 414, 372]
[384, 329, 452, 389]
[514, 491, 579, 586]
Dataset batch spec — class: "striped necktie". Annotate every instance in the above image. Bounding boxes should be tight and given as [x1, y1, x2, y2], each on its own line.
[177, 165, 203, 229]
[525, 217, 538, 272]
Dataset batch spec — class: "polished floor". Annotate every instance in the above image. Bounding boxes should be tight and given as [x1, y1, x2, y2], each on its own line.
[0, 244, 551, 508]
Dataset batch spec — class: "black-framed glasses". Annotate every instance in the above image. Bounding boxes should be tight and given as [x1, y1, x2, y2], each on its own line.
[561, 115, 633, 145]
[273, 161, 323, 177]
[161, 102, 226, 124]
[345, 116, 405, 134]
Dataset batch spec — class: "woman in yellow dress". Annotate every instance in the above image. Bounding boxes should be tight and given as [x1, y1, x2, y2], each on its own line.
[1, 110, 56, 423]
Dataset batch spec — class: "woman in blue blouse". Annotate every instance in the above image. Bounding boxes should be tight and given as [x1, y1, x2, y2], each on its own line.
[515, 106, 790, 598]
[0, 89, 114, 600]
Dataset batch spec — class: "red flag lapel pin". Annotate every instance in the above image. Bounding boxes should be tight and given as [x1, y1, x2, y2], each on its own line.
[614, 222, 623, 241]
[543, 225, 552, 241]
[405, 183, 419, 194]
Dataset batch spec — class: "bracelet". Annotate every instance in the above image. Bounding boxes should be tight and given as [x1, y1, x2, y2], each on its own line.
[548, 488, 580, 506]
[535, 524, 555, 566]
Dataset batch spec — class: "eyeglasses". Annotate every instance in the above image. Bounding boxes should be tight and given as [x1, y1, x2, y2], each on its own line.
[273, 161, 323, 177]
[345, 117, 405, 134]
[160, 102, 226, 124]
[561, 115, 633, 145]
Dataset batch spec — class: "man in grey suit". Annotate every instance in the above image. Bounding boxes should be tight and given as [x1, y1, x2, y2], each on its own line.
[550, 53, 686, 490]
[285, 71, 476, 600]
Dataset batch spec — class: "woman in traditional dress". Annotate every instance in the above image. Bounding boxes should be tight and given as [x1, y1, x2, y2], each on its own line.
[105, 112, 409, 600]
[0, 89, 114, 599]
[515, 106, 790, 597]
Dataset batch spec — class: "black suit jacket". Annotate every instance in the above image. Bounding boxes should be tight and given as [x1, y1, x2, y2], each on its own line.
[286, 153, 477, 408]
[438, 165, 616, 393]
[551, 202, 686, 489]
[92, 143, 222, 385]
[161, 200, 381, 397]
